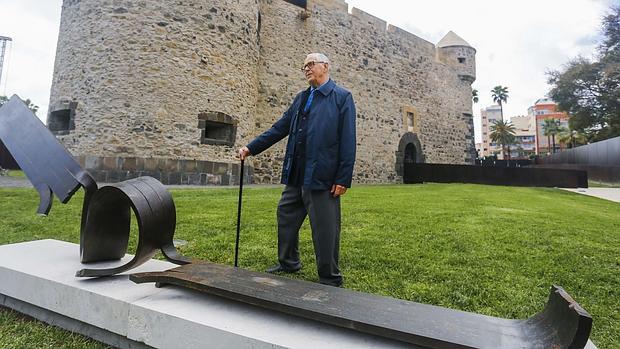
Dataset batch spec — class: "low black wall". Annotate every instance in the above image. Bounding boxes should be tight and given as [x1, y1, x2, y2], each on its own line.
[534, 136, 620, 183]
[530, 164, 620, 184]
[404, 163, 588, 188]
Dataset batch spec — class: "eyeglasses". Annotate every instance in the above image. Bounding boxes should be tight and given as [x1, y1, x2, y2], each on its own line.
[300, 61, 327, 71]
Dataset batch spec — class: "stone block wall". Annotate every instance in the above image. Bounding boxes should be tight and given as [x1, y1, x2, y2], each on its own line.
[77, 155, 251, 185]
[49, 0, 476, 185]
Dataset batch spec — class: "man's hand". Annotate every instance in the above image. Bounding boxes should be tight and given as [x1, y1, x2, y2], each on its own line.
[330, 184, 347, 197]
[238, 146, 251, 161]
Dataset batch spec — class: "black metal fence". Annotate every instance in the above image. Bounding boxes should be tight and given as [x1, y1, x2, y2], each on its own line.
[404, 163, 587, 188]
[533, 136, 620, 183]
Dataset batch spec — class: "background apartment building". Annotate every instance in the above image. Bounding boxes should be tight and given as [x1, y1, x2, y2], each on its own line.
[528, 98, 570, 155]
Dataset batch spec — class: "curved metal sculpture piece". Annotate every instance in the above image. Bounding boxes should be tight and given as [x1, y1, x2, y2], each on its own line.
[132, 264, 593, 349]
[0, 95, 189, 277]
[76, 176, 191, 277]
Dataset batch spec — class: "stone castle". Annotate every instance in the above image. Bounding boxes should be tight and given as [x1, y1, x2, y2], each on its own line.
[47, 0, 476, 185]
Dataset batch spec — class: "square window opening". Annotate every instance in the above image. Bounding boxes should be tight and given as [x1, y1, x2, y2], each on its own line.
[48, 109, 74, 133]
[200, 120, 237, 146]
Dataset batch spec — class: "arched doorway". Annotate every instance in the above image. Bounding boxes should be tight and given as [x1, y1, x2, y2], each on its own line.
[403, 143, 417, 183]
[396, 132, 424, 183]
[404, 143, 416, 163]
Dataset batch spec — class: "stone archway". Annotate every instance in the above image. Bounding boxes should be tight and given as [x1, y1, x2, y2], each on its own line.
[395, 132, 424, 181]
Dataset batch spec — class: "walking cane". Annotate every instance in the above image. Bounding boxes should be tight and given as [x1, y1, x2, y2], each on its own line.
[234, 159, 244, 267]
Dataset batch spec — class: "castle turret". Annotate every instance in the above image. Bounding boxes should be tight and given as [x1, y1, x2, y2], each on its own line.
[48, 0, 261, 185]
[437, 31, 476, 83]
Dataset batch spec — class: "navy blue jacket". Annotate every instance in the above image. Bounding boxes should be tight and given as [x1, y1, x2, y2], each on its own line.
[247, 79, 356, 189]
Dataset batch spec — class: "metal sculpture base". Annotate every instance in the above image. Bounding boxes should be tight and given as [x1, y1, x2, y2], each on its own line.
[131, 263, 592, 349]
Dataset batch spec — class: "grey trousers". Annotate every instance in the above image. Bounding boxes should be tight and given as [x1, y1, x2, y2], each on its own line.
[277, 185, 342, 286]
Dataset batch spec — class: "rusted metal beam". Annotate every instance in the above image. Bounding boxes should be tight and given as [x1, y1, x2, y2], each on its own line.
[131, 263, 592, 349]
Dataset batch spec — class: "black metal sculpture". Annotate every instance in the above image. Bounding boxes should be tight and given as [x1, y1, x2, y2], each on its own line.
[0, 95, 190, 276]
[0, 94, 594, 348]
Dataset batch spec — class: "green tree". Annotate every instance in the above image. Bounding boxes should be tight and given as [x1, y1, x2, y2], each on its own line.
[491, 86, 509, 119]
[0, 95, 39, 115]
[472, 89, 479, 103]
[490, 119, 516, 160]
[548, 6, 620, 141]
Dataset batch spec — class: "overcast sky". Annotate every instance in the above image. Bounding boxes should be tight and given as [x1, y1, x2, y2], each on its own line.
[0, 0, 617, 142]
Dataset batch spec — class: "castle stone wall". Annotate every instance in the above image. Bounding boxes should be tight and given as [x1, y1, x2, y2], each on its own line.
[251, 0, 475, 183]
[49, 0, 476, 185]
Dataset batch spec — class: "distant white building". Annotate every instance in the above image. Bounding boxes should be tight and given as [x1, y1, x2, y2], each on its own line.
[508, 115, 536, 159]
[479, 105, 502, 157]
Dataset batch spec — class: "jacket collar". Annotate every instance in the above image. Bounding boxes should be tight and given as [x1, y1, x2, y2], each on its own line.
[308, 78, 335, 96]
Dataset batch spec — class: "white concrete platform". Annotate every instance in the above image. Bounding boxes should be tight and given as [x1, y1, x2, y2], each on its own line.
[0, 239, 409, 349]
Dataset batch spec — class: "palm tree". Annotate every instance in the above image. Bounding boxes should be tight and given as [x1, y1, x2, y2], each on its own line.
[472, 89, 479, 104]
[490, 86, 509, 119]
[489, 119, 516, 161]
[557, 127, 570, 150]
[542, 119, 561, 154]
[558, 128, 588, 149]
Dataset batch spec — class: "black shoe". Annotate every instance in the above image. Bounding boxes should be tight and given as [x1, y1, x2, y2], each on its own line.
[266, 264, 301, 274]
[320, 280, 343, 287]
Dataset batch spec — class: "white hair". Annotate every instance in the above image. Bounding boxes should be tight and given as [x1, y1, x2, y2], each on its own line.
[306, 53, 330, 65]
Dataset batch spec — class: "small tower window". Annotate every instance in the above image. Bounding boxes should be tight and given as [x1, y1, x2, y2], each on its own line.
[402, 105, 418, 133]
[283, 0, 307, 8]
[458, 57, 466, 64]
[407, 112, 414, 131]
[198, 111, 238, 146]
[48, 101, 77, 135]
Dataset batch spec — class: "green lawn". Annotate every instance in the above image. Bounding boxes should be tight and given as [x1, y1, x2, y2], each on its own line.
[0, 307, 109, 349]
[0, 184, 619, 348]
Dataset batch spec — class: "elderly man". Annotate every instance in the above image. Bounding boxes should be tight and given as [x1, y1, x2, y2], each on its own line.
[238, 53, 356, 287]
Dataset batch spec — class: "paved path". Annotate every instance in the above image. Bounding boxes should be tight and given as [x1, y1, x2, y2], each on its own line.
[562, 188, 620, 203]
[0, 176, 31, 188]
